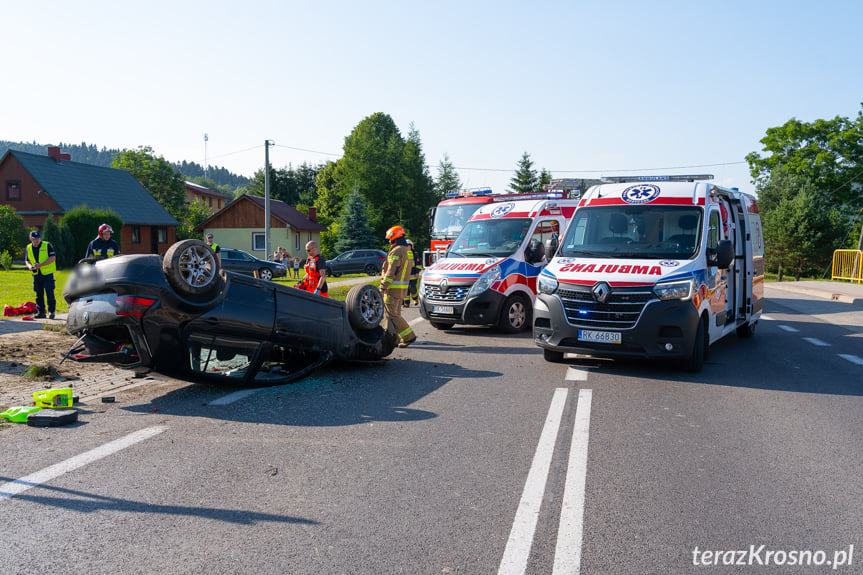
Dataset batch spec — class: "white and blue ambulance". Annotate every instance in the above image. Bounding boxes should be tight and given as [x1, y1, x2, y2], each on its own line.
[533, 175, 764, 371]
[418, 195, 581, 332]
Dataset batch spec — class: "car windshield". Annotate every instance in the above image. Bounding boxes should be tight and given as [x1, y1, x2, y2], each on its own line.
[431, 203, 487, 238]
[559, 206, 703, 259]
[448, 218, 532, 258]
[188, 334, 260, 379]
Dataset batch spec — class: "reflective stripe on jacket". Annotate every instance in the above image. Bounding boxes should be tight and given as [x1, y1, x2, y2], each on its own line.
[381, 243, 410, 290]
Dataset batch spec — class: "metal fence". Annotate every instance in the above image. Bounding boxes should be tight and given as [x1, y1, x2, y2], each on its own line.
[831, 250, 863, 284]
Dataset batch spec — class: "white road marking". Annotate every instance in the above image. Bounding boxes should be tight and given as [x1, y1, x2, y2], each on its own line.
[209, 389, 260, 405]
[0, 426, 167, 501]
[498, 388, 568, 575]
[554, 389, 593, 575]
[839, 354, 863, 366]
[409, 317, 425, 327]
[803, 337, 830, 347]
[565, 367, 589, 381]
[760, 314, 773, 321]
[778, 325, 799, 333]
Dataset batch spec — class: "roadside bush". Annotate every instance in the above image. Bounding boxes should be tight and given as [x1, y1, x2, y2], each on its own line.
[0, 250, 12, 270]
[0, 205, 28, 258]
[59, 205, 123, 263]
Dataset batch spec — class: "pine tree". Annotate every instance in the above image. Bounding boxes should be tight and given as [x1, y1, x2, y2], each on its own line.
[509, 152, 540, 194]
[334, 188, 377, 253]
[434, 153, 462, 201]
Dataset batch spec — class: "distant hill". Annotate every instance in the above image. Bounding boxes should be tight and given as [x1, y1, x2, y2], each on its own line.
[0, 140, 250, 190]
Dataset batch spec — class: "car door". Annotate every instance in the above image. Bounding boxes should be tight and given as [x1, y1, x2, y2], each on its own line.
[273, 283, 348, 352]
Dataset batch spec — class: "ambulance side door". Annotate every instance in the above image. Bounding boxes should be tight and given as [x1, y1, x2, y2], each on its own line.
[705, 208, 729, 328]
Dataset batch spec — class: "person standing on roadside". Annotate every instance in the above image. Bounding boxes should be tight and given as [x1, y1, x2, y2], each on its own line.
[403, 239, 421, 308]
[381, 225, 416, 348]
[85, 223, 120, 261]
[25, 230, 56, 319]
[293, 255, 301, 279]
[205, 233, 221, 266]
[302, 241, 328, 297]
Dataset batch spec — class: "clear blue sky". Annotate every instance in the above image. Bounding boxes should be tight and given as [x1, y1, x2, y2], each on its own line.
[4, 0, 862, 197]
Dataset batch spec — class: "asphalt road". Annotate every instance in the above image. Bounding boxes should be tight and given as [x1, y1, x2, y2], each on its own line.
[1, 286, 861, 574]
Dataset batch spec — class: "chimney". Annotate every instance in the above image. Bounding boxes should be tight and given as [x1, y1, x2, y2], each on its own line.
[308, 207, 317, 222]
[47, 146, 71, 161]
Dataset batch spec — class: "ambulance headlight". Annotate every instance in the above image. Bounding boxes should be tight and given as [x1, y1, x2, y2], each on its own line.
[538, 273, 558, 295]
[653, 278, 696, 301]
[468, 265, 501, 297]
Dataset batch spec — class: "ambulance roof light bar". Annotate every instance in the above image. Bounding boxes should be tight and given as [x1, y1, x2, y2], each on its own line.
[600, 174, 714, 183]
[492, 191, 565, 202]
[445, 187, 494, 198]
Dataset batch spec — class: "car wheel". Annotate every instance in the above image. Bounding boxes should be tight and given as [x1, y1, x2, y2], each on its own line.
[346, 284, 384, 331]
[736, 320, 756, 338]
[259, 268, 273, 281]
[364, 264, 378, 276]
[498, 294, 530, 333]
[681, 315, 707, 372]
[163, 239, 223, 301]
[429, 321, 455, 330]
[543, 348, 565, 363]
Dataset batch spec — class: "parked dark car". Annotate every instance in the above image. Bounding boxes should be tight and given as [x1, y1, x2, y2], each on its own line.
[326, 249, 387, 277]
[62, 240, 395, 386]
[220, 247, 287, 280]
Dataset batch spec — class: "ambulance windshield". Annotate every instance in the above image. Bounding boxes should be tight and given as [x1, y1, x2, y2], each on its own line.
[449, 218, 533, 258]
[559, 206, 703, 259]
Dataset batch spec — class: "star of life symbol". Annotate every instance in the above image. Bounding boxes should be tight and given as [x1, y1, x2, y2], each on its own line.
[622, 184, 661, 204]
[490, 203, 515, 218]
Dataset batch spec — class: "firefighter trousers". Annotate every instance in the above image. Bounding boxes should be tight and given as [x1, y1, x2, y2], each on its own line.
[383, 288, 415, 343]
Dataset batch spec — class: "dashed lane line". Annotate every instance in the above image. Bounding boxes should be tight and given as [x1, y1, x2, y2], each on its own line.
[839, 354, 863, 366]
[803, 337, 830, 347]
[778, 325, 800, 333]
[0, 426, 167, 501]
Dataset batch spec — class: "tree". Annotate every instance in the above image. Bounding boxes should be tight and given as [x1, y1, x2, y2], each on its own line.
[762, 178, 843, 280]
[112, 146, 186, 222]
[540, 169, 552, 188]
[746, 105, 863, 211]
[333, 188, 377, 253]
[434, 153, 461, 202]
[41, 217, 70, 269]
[509, 152, 540, 194]
[0, 205, 28, 259]
[176, 200, 214, 241]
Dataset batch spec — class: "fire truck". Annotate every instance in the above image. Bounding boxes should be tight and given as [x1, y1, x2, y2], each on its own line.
[425, 188, 497, 266]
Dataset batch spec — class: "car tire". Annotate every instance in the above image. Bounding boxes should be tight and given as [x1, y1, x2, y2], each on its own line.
[346, 284, 384, 331]
[498, 294, 530, 333]
[543, 348, 565, 363]
[736, 320, 756, 338]
[429, 321, 455, 330]
[163, 239, 223, 301]
[682, 315, 707, 372]
[259, 268, 273, 281]
[328, 268, 341, 278]
[364, 264, 378, 276]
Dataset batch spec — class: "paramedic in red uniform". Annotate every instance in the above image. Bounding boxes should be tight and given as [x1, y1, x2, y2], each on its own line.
[300, 241, 328, 297]
[381, 225, 416, 348]
[85, 224, 120, 260]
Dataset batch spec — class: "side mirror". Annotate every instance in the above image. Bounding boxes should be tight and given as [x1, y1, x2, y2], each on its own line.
[545, 236, 559, 260]
[525, 238, 545, 265]
[708, 239, 734, 269]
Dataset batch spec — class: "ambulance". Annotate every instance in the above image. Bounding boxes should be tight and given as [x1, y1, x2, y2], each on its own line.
[533, 175, 764, 372]
[418, 194, 581, 332]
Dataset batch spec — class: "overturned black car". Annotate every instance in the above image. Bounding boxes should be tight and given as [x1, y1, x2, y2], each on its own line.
[62, 239, 396, 385]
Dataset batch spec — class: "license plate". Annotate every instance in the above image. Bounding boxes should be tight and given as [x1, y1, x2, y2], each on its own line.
[433, 305, 454, 315]
[578, 330, 621, 344]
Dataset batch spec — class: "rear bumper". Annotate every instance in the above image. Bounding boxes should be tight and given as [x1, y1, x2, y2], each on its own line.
[532, 293, 700, 359]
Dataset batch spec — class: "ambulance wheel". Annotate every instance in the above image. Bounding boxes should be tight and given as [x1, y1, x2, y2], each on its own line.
[736, 321, 756, 338]
[499, 294, 530, 333]
[682, 316, 707, 372]
[346, 284, 384, 331]
[543, 348, 564, 363]
[163, 239, 223, 301]
[430, 321, 455, 330]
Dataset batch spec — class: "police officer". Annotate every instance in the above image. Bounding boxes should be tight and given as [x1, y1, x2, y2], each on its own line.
[403, 239, 421, 308]
[381, 226, 416, 348]
[85, 223, 120, 260]
[25, 230, 56, 319]
[205, 233, 221, 266]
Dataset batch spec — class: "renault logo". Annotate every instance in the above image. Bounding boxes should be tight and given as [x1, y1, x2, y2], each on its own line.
[440, 277, 448, 291]
[592, 282, 610, 303]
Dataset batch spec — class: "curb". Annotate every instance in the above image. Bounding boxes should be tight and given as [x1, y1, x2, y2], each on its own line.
[767, 283, 863, 307]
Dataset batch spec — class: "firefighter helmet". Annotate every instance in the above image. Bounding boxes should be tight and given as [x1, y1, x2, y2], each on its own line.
[385, 226, 405, 241]
[99, 223, 113, 237]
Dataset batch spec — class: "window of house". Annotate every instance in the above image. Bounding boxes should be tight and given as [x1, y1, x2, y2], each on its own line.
[295, 233, 300, 251]
[131, 226, 141, 244]
[157, 228, 168, 244]
[253, 233, 266, 252]
[6, 181, 21, 201]
[308, 232, 312, 242]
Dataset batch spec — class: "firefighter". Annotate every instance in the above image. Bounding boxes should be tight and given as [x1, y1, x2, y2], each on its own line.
[296, 241, 328, 297]
[25, 230, 56, 319]
[403, 239, 421, 308]
[381, 226, 416, 348]
[205, 233, 221, 266]
[85, 223, 120, 260]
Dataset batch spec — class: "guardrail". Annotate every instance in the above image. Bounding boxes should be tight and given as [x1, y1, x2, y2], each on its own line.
[831, 249, 863, 284]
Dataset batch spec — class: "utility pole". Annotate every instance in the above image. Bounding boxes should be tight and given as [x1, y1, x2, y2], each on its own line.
[264, 140, 274, 259]
[203, 133, 208, 178]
